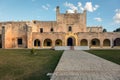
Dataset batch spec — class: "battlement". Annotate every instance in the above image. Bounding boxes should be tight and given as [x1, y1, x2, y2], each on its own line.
[87, 26, 103, 32]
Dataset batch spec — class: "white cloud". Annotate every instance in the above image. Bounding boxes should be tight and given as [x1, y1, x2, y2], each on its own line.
[64, 1, 99, 13]
[67, 9, 75, 13]
[78, 2, 84, 11]
[42, 4, 50, 10]
[94, 17, 102, 22]
[84, 2, 99, 12]
[113, 9, 120, 24]
[64, 2, 78, 13]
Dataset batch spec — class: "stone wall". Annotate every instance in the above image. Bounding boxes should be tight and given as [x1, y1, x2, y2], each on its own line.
[0, 6, 120, 49]
[0, 22, 28, 48]
[87, 26, 103, 32]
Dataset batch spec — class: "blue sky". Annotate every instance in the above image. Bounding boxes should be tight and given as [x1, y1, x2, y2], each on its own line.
[0, 0, 120, 32]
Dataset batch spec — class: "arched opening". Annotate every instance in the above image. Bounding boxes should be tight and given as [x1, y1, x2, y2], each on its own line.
[34, 39, 40, 47]
[80, 39, 88, 46]
[0, 35, 2, 48]
[114, 38, 120, 46]
[67, 37, 75, 46]
[103, 39, 110, 46]
[55, 39, 62, 46]
[91, 38, 100, 47]
[44, 39, 52, 47]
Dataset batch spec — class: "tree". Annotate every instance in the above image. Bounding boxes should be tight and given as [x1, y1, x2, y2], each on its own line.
[113, 28, 120, 32]
[103, 28, 107, 32]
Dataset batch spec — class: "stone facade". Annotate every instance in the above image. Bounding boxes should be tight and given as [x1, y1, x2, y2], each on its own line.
[0, 6, 120, 49]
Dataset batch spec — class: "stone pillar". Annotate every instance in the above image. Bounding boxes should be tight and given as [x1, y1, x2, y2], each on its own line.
[88, 39, 90, 48]
[111, 38, 113, 48]
[41, 40, 44, 48]
[27, 26, 32, 48]
[2, 25, 12, 48]
[52, 40, 55, 48]
[100, 40, 103, 48]
[2, 26, 5, 48]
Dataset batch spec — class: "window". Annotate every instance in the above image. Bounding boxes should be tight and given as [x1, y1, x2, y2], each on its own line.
[68, 26, 72, 32]
[50, 28, 54, 32]
[40, 28, 43, 33]
[18, 38, 22, 45]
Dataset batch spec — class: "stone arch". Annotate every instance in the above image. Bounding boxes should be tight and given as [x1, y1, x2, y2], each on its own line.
[55, 39, 62, 46]
[80, 39, 88, 46]
[114, 38, 120, 46]
[67, 37, 76, 46]
[34, 39, 40, 47]
[103, 39, 110, 46]
[91, 38, 100, 46]
[44, 38, 52, 47]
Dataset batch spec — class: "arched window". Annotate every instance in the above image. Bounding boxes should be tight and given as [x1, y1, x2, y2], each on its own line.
[68, 26, 72, 32]
[50, 28, 54, 32]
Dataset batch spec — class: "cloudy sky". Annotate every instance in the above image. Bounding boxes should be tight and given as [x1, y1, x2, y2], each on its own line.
[0, 0, 120, 31]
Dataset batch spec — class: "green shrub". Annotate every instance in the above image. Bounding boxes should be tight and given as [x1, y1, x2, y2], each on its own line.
[30, 48, 37, 55]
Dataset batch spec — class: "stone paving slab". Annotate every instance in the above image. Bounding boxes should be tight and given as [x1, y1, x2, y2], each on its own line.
[51, 50, 120, 80]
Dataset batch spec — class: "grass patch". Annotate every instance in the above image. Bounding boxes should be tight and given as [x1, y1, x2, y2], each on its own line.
[85, 50, 120, 65]
[0, 49, 63, 80]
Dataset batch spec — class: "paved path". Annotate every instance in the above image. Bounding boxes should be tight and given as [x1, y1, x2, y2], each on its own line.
[51, 50, 120, 80]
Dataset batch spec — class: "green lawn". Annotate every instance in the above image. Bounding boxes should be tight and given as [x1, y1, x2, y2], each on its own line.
[0, 49, 63, 80]
[85, 50, 120, 65]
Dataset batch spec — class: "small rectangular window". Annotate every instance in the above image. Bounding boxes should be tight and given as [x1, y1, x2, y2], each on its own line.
[40, 28, 43, 33]
[18, 38, 22, 45]
[68, 26, 72, 32]
[51, 28, 54, 32]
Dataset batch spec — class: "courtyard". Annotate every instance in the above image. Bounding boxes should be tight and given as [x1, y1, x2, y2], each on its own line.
[0, 49, 120, 80]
